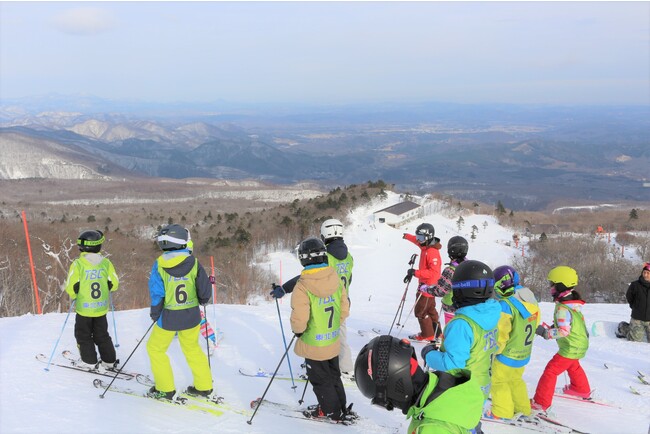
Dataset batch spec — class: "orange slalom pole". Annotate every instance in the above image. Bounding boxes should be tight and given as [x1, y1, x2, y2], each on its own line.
[22, 211, 42, 314]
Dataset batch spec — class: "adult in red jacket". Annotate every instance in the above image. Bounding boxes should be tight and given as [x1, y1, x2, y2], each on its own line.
[403, 223, 442, 341]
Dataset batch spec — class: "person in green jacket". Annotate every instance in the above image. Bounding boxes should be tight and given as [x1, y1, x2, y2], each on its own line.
[355, 334, 484, 434]
[531, 266, 591, 412]
[65, 230, 119, 369]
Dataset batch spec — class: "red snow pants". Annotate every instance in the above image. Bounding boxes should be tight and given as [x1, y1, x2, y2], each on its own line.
[533, 353, 590, 409]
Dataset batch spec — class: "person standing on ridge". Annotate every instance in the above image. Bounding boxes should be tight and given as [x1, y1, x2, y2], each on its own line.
[531, 266, 591, 413]
[289, 236, 353, 422]
[403, 223, 442, 342]
[146, 224, 213, 401]
[270, 218, 355, 378]
[421, 235, 469, 334]
[485, 265, 540, 421]
[65, 229, 119, 370]
[618, 262, 650, 342]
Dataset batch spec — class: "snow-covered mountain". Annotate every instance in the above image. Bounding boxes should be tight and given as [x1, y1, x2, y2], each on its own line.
[0, 131, 113, 180]
[1, 193, 648, 433]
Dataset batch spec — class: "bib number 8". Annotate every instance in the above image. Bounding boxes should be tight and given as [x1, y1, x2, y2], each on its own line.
[90, 282, 101, 299]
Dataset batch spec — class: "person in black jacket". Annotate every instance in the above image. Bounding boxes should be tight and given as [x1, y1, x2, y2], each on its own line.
[622, 262, 650, 342]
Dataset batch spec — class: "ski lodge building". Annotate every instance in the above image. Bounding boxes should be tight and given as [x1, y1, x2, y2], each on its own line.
[373, 200, 422, 227]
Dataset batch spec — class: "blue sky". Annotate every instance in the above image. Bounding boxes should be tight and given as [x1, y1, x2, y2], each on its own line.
[1, 2, 649, 105]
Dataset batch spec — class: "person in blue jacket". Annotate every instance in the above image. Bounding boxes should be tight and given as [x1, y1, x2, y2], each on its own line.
[421, 260, 501, 400]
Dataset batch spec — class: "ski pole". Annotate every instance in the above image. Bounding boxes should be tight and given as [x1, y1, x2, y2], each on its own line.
[202, 305, 211, 369]
[247, 334, 297, 425]
[44, 301, 75, 371]
[432, 304, 444, 341]
[99, 321, 155, 399]
[274, 295, 297, 389]
[298, 374, 310, 404]
[396, 291, 423, 338]
[389, 254, 418, 335]
[109, 292, 119, 348]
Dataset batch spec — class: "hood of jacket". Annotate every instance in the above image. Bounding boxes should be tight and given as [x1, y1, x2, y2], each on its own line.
[158, 250, 195, 277]
[326, 238, 349, 261]
[79, 252, 104, 266]
[514, 286, 539, 305]
[456, 298, 501, 330]
[298, 264, 340, 298]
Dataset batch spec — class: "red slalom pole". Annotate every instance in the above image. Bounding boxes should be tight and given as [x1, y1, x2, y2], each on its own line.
[22, 211, 42, 314]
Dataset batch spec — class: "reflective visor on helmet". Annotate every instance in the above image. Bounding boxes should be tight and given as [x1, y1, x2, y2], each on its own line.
[452, 279, 495, 290]
[416, 233, 427, 243]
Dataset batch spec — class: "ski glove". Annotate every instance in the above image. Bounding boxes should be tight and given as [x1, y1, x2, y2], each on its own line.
[418, 284, 430, 295]
[294, 332, 303, 338]
[535, 324, 550, 339]
[404, 268, 416, 283]
[421, 343, 438, 360]
[270, 284, 285, 299]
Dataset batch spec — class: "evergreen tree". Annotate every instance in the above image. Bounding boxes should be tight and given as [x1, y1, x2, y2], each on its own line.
[629, 208, 639, 220]
[496, 200, 506, 216]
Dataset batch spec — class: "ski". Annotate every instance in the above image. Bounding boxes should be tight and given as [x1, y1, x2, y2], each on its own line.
[134, 373, 250, 415]
[60, 350, 152, 382]
[553, 389, 619, 408]
[482, 415, 581, 434]
[535, 413, 589, 434]
[37, 353, 134, 380]
[250, 398, 354, 425]
[630, 385, 650, 397]
[238, 368, 308, 381]
[93, 378, 223, 417]
[637, 371, 649, 385]
[250, 398, 398, 431]
[238, 368, 356, 387]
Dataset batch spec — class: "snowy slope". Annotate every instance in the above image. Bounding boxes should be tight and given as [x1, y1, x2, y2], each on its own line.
[1, 193, 649, 434]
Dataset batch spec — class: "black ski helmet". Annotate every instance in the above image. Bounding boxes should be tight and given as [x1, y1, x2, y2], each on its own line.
[157, 224, 189, 251]
[297, 236, 328, 267]
[415, 223, 435, 246]
[447, 236, 469, 260]
[77, 230, 104, 253]
[451, 260, 494, 308]
[354, 335, 417, 413]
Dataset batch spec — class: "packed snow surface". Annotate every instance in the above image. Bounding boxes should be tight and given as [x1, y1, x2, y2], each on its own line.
[1, 192, 648, 433]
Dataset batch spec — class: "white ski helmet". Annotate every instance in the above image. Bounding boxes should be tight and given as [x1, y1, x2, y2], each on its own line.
[320, 218, 344, 242]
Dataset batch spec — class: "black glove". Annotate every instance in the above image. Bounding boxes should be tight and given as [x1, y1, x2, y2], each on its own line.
[402, 233, 408, 239]
[199, 298, 209, 306]
[294, 332, 303, 338]
[536, 324, 549, 339]
[150, 312, 160, 322]
[108, 281, 114, 290]
[421, 343, 438, 360]
[270, 284, 286, 299]
[73, 282, 80, 294]
[404, 268, 416, 283]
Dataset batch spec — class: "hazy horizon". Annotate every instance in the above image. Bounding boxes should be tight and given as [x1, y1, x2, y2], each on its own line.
[1, 2, 649, 106]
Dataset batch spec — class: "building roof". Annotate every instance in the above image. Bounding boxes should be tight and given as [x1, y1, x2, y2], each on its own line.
[374, 200, 421, 216]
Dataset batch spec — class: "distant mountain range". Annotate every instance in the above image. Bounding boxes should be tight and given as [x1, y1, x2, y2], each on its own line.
[1, 96, 648, 210]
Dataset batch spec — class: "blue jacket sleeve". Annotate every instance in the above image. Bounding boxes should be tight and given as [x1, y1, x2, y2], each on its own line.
[424, 318, 473, 371]
[148, 261, 165, 322]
